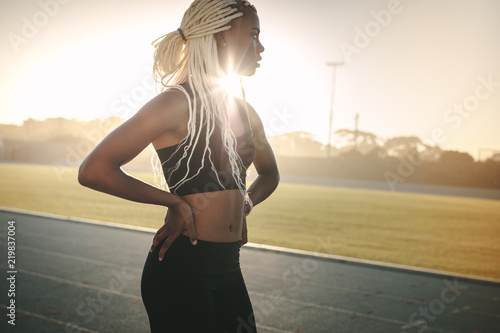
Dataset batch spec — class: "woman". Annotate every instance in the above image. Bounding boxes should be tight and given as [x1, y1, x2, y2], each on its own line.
[78, 0, 279, 332]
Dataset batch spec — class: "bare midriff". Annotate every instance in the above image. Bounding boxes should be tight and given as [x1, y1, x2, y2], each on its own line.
[180, 189, 245, 243]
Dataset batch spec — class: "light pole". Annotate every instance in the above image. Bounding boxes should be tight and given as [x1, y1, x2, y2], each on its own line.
[326, 61, 344, 169]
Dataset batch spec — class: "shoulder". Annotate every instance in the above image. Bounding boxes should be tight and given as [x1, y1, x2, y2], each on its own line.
[147, 86, 190, 118]
[135, 86, 191, 131]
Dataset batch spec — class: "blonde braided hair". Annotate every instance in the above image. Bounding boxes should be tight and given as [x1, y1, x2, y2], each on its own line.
[151, 0, 257, 196]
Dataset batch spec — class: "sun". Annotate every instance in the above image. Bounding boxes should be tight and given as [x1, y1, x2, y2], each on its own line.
[220, 70, 243, 98]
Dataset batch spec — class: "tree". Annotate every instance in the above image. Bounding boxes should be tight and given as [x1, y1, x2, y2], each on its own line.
[268, 131, 325, 157]
[439, 150, 475, 164]
[384, 136, 441, 161]
[333, 128, 382, 155]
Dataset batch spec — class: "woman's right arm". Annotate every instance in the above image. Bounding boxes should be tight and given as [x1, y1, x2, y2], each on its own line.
[79, 90, 183, 206]
[78, 89, 197, 250]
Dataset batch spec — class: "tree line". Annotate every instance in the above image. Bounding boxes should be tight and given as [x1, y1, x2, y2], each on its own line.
[269, 129, 499, 189]
[0, 118, 498, 188]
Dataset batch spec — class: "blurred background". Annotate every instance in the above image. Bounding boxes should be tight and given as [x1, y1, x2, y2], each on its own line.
[1, 0, 500, 305]
[2, 4, 500, 332]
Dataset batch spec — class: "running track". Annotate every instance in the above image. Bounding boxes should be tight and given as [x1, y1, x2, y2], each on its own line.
[1, 209, 499, 333]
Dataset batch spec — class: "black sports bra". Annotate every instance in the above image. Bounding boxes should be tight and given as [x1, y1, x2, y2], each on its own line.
[156, 107, 255, 196]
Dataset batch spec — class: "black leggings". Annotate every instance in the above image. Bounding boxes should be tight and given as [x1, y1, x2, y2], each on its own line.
[141, 235, 257, 333]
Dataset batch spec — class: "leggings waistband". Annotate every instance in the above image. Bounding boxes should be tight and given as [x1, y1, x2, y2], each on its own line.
[153, 234, 242, 275]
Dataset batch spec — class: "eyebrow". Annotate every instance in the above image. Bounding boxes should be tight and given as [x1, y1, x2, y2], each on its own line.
[251, 27, 260, 33]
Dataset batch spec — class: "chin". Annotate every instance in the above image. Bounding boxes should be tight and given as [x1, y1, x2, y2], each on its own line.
[238, 67, 257, 77]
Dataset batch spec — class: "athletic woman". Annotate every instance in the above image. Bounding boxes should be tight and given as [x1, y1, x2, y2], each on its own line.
[78, 0, 279, 332]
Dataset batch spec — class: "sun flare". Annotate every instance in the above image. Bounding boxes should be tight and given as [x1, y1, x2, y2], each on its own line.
[220, 71, 242, 98]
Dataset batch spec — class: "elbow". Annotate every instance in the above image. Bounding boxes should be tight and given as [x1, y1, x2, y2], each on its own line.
[78, 159, 99, 188]
[79, 157, 119, 190]
[265, 168, 280, 191]
[274, 170, 280, 189]
[78, 161, 91, 187]
[265, 167, 280, 190]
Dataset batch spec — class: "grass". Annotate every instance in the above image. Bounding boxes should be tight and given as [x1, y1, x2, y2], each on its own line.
[1, 162, 499, 279]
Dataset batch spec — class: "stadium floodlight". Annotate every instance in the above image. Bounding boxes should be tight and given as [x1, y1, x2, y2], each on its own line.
[326, 61, 344, 169]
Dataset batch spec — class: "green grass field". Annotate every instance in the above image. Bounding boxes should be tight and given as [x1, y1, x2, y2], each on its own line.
[1, 163, 499, 279]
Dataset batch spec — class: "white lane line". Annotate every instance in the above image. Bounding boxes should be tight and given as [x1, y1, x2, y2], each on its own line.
[249, 291, 461, 333]
[246, 271, 411, 301]
[5, 241, 499, 323]
[0, 305, 291, 333]
[0, 304, 101, 333]
[0, 266, 141, 300]
[246, 273, 500, 319]
[17, 245, 142, 273]
[244, 243, 500, 285]
[325, 281, 500, 319]
[16, 240, 435, 308]
[0, 229, 149, 255]
[0, 206, 157, 233]
[8, 246, 500, 321]
[15, 240, 497, 311]
[0, 268, 292, 333]
[3, 207, 500, 285]
[245, 260, 485, 298]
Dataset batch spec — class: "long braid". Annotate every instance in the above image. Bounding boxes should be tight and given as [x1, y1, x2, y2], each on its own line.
[151, 0, 257, 196]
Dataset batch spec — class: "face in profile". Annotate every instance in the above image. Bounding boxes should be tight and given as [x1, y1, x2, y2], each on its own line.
[217, 10, 265, 76]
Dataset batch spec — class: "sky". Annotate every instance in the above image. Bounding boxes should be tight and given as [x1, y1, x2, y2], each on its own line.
[1, 0, 499, 159]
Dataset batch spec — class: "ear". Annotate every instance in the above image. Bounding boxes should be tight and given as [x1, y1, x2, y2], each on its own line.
[214, 31, 226, 47]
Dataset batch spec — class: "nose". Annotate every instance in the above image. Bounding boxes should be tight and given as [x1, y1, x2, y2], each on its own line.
[258, 39, 265, 54]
